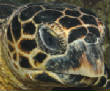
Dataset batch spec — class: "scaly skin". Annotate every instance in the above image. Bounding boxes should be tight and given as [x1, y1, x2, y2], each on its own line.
[0, 32, 22, 90]
[0, 37, 52, 90]
[0, 32, 52, 90]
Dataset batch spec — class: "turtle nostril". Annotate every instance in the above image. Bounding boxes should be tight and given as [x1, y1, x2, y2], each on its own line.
[35, 73, 60, 83]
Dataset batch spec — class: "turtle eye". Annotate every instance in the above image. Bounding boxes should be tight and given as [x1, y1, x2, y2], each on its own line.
[38, 25, 66, 54]
[38, 25, 61, 50]
[43, 32, 58, 49]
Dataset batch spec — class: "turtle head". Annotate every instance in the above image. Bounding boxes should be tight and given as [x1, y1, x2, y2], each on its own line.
[2, 2, 106, 89]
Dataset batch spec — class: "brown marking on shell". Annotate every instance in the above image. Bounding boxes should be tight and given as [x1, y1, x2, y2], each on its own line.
[71, 53, 104, 77]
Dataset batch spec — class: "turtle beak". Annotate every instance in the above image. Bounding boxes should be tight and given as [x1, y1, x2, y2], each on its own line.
[35, 71, 64, 85]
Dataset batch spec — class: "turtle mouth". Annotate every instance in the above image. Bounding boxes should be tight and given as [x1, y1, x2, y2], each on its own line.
[33, 70, 86, 87]
[35, 72, 63, 84]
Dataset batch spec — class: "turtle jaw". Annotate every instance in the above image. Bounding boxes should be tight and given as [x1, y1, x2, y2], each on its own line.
[31, 70, 93, 87]
[31, 70, 83, 87]
[32, 70, 65, 86]
[28, 69, 86, 87]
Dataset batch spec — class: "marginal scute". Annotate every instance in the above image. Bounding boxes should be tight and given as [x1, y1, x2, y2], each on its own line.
[23, 22, 35, 35]
[19, 55, 32, 68]
[68, 27, 87, 43]
[34, 52, 47, 63]
[12, 15, 21, 41]
[81, 15, 98, 26]
[34, 10, 62, 23]
[19, 39, 37, 52]
[59, 16, 81, 29]
[65, 10, 81, 17]
[20, 5, 42, 21]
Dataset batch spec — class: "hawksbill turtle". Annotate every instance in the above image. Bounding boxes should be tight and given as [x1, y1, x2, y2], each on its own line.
[0, 2, 109, 91]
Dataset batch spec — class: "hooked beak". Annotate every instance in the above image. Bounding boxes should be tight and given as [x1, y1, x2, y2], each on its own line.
[35, 71, 64, 85]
